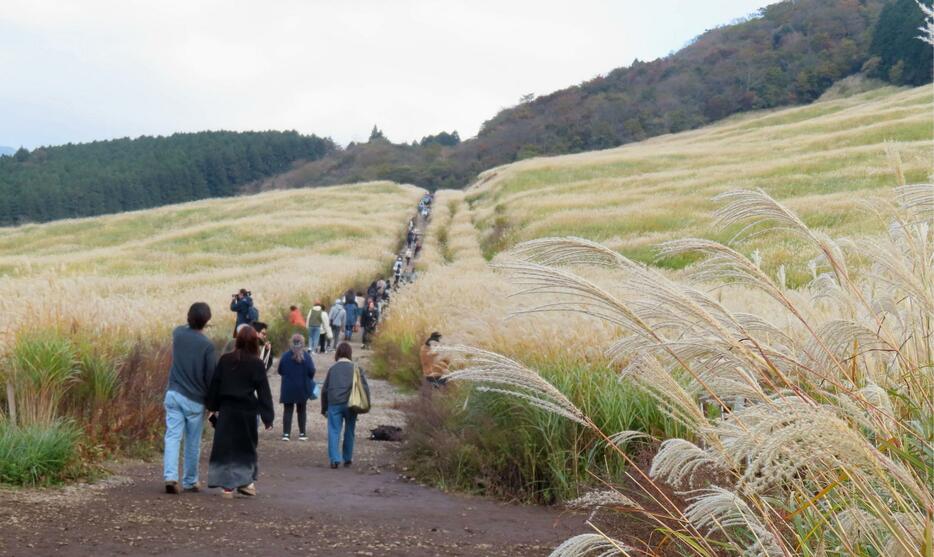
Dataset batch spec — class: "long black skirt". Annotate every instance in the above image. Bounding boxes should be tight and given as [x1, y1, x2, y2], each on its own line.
[208, 407, 259, 489]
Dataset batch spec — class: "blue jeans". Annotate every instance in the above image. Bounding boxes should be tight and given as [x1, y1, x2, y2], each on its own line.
[163, 390, 205, 488]
[308, 326, 321, 351]
[344, 325, 353, 342]
[327, 403, 357, 464]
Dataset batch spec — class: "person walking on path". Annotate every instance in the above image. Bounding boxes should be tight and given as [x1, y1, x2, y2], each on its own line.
[366, 281, 380, 302]
[288, 305, 305, 327]
[230, 289, 255, 334]
[278, 334, 315, 442]
[163, 302, 216, 494]
[321, 342, 370, 469]
[360, 299, 380, 350]
[320, 307, 333, 354]
[328, 299, 346, 348]
[392, 257, 404, 287]
[206, 326, 275, 499]
[343, 291, 359, 342]
[306, 301, 326, 353]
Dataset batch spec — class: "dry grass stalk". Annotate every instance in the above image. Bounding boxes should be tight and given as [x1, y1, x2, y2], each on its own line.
[451, 181, 933, 555]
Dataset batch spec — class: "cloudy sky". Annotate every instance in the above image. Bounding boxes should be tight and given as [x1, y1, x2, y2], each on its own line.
[1, 0, 767, 149]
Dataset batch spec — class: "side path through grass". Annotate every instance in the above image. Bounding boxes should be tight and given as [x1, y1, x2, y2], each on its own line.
[0, 197, 586, 557]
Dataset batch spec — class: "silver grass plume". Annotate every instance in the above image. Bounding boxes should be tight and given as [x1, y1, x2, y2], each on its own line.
[918, 0, 934, 45]
[894, 183, 934, 216]
[650, 438, 726, 487]
[883, 512, 926, 557]
[884, 141, 906, 187]
[567, 491, 643, 510]
[830, 508, 884, 549]
[620, 356, 708, 431]
[607, 430, 654, 448]
[713, 189, 850, 286]
[683, 486, 785, 557]
[549, 533, 633, 557]
[438, 345, 588, 426]
[506, 236, 637, 269]
[717, 397, 878, 496]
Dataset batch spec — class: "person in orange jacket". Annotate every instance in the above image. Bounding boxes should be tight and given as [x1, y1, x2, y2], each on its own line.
[288, 305, 306, 327]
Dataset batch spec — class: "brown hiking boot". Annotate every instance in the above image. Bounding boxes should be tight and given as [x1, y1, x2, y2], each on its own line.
[183, 483, 201, 493]
[165, 481, 180, 494]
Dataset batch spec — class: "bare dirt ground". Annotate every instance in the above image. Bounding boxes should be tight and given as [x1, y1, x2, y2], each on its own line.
[0, 342, 585, 556]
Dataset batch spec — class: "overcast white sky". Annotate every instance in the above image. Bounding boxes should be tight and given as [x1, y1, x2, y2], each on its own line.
[0, 0, 768, 149]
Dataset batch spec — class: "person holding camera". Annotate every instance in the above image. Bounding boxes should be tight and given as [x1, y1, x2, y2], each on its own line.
[230, 289, 256, 335]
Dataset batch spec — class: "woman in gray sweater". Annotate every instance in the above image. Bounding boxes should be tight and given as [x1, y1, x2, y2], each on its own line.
[320, 342, 370, 469]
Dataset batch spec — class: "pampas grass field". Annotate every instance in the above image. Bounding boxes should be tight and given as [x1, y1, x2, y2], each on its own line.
[370, 84, 933, 555]
[0, 76, 930, 554]
[0, 181, 421, 483]
[467, 85, 932, 285]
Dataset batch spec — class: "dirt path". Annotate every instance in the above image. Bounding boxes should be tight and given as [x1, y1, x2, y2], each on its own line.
[0, 344, 584, 556]
[0, 204, 586, 556]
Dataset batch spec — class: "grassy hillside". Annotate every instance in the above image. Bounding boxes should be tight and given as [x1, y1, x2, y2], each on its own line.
[0, 181, 419, 342]
[0, 181, 420, 483]
[371, 83, 932, 520]
[467, 84, 932, 283]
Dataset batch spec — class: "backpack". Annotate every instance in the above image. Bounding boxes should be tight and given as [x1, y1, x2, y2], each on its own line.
[247, 305, 259, 323]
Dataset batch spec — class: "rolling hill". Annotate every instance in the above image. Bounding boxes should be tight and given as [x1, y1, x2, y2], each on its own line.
[3, 0, 930, 225]
[465, 84, 931, 284]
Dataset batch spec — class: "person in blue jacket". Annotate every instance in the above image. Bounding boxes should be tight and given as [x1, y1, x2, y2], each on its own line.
[277, 334, 316, 441]
[342, 289, 359, 342]
[230, 289, 254, 334]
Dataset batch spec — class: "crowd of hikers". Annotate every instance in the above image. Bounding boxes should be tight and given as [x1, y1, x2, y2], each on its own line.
[162, 194, 444, 499]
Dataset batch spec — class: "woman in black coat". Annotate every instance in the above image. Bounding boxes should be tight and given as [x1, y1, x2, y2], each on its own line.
[278, 334, 316, 441]
[206, 325, 274, 498]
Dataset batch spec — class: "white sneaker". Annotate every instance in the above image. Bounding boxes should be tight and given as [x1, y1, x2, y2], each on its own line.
[281, 435, 290, 442]
[298, 434, 308, 441]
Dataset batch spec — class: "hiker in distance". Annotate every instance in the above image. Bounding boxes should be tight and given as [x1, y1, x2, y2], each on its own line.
[343, 290, 359, 342]
[321, 342, 370, 469]
[319, 304, 334, 354]
[206, 325, 274, 499]
[392, 256, 403, 286]
[288, 305, 305, 327]
[230, 288, 256, 335]
[360, 298, 379, 350]
[164, 302, 216, 494]
[306, 300, 327, 353]
[278, 334, 316, 441]
[328, 298, 346, 350]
